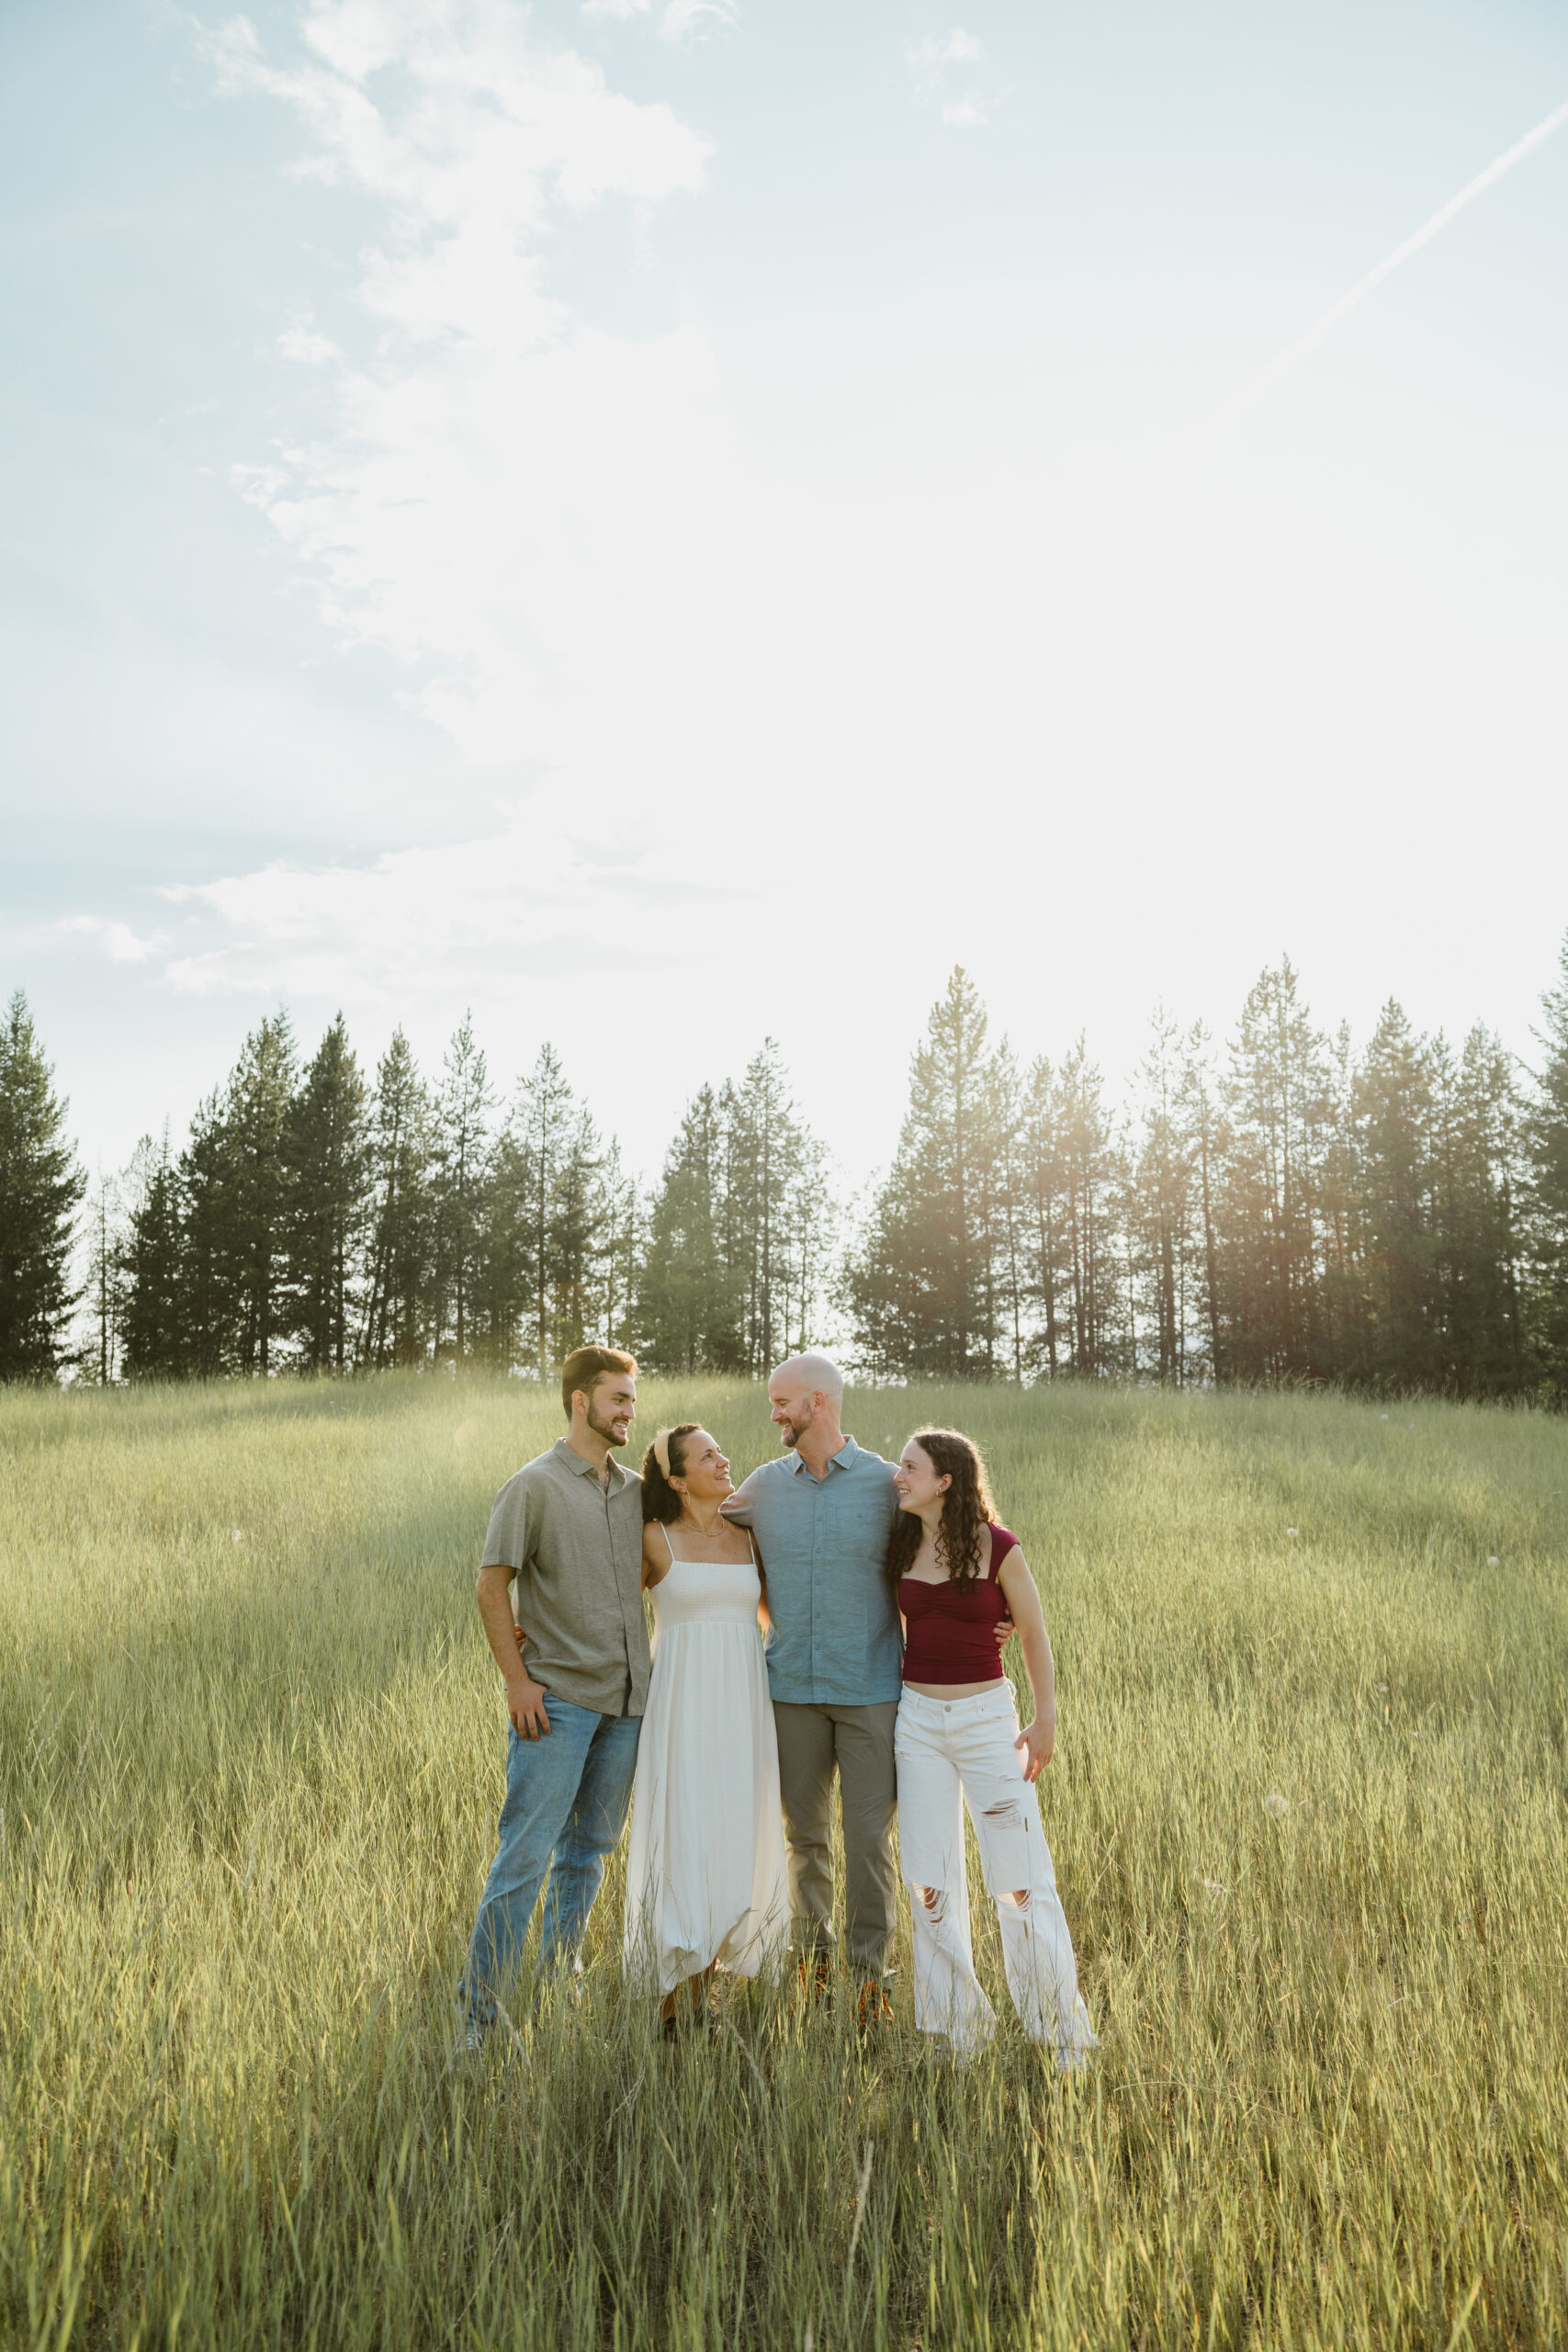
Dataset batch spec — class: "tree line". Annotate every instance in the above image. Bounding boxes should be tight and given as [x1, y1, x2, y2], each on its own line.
[4, 933, 1568, 1401]
[2, 998, 831, 1388]
[845, 959, 1565, 1400]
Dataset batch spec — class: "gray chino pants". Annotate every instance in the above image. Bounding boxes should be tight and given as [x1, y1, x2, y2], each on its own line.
[772, 1700, 899, 1979]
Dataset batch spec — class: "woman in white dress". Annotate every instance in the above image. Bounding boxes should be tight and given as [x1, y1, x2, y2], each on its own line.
[623, 1423, 791, 2034]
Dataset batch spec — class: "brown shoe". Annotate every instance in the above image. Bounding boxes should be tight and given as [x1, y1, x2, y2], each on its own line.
[797, 1951, 832, 2005]
[857, 1980, 894, 2035]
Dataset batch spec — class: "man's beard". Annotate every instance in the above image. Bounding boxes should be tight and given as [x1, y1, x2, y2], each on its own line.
[588, 1402, 627, 1448]
[779, 1422, 798, 1449]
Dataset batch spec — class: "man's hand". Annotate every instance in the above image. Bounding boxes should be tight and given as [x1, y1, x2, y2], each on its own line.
[992, 1614, 1016, 1652]
[1014, 1707, 1055, 1781]
[506, 1672, 551, 1740]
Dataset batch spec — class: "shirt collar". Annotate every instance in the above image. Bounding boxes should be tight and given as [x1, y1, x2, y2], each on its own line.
[553, 1435, 627, 1486]
[787, 1436, 859, 1476]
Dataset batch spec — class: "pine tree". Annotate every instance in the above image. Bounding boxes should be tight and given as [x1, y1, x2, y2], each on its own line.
[637, 1085, 738, 1374]
[473, 1123, 533, 1371]
[360, 1030, 434, 1370]
[80, 1166, 126, 1385]
[1525, 933, 1568, 1401]
[1346, 1001, 1438, 1389]
[430, 1012, 494, 1364]
[1178, 1023, 1225, 1382]
[1316, 1021, 1360, 1381]
[778, 1125, 834, 1363]
[1053, 1035, 1123, 1377]
[975, 1041, 1027, 1379]
[513, 1045, 577, 1378]
[1132, 1008, 1196, 1384]
[846, 968, 1008, 1376]
[178, 1090, 237, 1377]
[119, 1129, 186, 1380]
[1219, 961, 1335, 1382]
[1436, 1025, 1526, 1394]
[596, 1138, 642, 1352]
[725, 1041, 817, 1374]
[1020, 1057, 1067, 1379]
[224, 1012, 299, 1376]
[288, 1015, 368, 1374]
[0, 991, 86, 1381]
[549, 1102, 608, 1363]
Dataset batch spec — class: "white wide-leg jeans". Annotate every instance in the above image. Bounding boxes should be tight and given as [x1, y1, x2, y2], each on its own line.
[895, 1684, 1096, 2065]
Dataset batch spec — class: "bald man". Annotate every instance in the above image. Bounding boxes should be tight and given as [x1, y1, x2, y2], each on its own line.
[722, 1352, 901, 2028]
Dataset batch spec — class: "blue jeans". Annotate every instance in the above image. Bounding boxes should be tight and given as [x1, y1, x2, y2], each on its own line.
[460, 1694, 642, 2026]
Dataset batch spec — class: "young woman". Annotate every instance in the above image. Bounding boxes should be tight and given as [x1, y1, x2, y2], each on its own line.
[891, 1428, 1095, 2066]
[623, 1424, 790, 2033]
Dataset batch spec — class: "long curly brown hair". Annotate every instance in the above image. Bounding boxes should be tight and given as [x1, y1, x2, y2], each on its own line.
[641, 1425, 699, 1524]
[885, 1427, 998, 1589]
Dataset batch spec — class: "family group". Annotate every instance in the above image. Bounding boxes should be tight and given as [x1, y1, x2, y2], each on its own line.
[457, 1345, 1096, 2065]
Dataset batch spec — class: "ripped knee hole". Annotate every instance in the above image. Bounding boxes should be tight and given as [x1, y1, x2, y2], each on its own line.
[982, 1800, 1030, 1905]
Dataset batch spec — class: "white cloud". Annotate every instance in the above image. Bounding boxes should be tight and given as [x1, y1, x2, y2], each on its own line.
[279, 320, 342, 366]
[581, 0, 739, 38]
[62, 918, 168, 965]
[941, 96, 988, 130]
[152, 0, 1568, 1188]
[908, 28, 985, 110]
[658, 0, 738, 40]
[207, 0, 742, 774]
[155, 818, 728, 1006]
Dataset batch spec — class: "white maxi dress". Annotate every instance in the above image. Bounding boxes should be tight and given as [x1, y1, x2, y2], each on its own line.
[623, 1531, 790, 1996]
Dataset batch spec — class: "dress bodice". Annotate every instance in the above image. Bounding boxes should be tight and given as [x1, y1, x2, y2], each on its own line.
[650, 1550, 762, 1634]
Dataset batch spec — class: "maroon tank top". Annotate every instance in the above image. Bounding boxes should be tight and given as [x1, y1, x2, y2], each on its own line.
[899, 1524, 1017, 1686]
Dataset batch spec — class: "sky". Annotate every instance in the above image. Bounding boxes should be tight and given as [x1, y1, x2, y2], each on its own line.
[4, 0, 1566, 1195]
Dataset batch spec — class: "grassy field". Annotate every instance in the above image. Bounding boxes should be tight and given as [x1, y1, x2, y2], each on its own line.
[3, 1375, 1568, 2350]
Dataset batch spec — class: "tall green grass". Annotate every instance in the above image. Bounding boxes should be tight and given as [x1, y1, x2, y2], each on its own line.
[3, 1375, 1566, 2348]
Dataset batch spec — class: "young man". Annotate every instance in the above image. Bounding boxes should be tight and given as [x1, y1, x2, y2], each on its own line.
[721, 1351, 902, 2029]
[459, 1345, 647, 2039]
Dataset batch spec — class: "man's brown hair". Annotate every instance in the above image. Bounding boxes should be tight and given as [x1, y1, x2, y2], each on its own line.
[560, 1344, 637, 1420]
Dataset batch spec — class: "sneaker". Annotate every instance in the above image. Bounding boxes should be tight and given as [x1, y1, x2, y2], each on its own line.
[856, 1981, 894, 2036]
[450, 2018, 491, 2065]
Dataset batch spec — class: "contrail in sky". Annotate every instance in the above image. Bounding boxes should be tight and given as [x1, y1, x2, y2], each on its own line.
[1230, 94, 1568, 413]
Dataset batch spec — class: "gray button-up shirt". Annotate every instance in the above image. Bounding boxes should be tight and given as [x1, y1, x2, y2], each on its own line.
[480, 1437, 649, 1717]
[726, 1438, 902, 1706]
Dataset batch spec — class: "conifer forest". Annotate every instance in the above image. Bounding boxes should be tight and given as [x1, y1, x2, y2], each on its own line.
[5, 933, 1568, 1401]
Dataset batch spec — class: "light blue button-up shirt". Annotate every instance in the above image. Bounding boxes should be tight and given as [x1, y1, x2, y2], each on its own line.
[726, 1438, 902, 1706]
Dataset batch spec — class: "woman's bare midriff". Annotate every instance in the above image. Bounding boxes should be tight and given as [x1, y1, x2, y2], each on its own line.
[903, 1676, 1007, 1700]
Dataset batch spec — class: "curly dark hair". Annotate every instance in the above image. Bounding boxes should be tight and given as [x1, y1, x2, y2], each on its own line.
[885, 1427, 998, 1589]
[641, 1424, 700, 1524]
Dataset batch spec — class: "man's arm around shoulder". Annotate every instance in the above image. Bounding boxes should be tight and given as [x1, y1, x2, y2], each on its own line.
[719, 1460, 771, 1531]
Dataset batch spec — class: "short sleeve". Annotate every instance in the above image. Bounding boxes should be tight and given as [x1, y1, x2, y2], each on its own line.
[987, 1524, 1018, 1578]
[719, 1468, 762, 1531]
[481, 1469, 537, 1576]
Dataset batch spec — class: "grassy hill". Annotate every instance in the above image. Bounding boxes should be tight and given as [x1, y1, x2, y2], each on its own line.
[3, 1375, 1566, 2348]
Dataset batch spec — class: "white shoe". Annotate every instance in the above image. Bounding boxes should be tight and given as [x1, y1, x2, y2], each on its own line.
[450, 2018, 491, 2065]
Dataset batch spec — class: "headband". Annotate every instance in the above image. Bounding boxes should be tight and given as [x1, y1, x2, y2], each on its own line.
[653, 1427, 673, 1479]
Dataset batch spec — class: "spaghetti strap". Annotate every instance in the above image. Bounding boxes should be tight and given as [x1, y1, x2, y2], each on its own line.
[662, 1524, 677, 1566]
